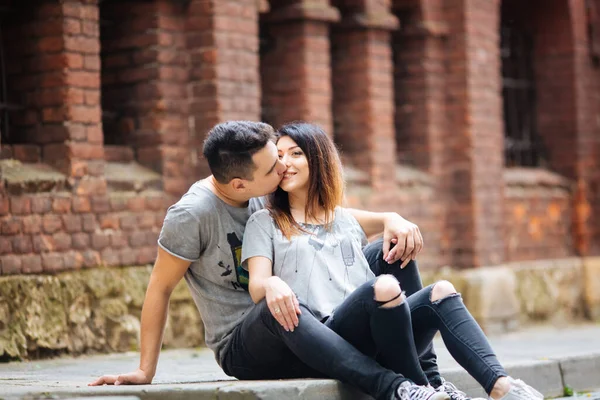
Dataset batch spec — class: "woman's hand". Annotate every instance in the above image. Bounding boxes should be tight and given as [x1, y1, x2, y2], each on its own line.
[382, 213, 423, 267]
[265, 276, 301, 332]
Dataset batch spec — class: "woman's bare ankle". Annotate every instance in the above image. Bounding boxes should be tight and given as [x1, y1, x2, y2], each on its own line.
[490, 376, 511, 400]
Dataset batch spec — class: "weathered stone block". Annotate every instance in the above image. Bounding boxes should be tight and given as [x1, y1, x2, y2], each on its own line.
[461, 267, 520, 334]
[583, 257, 600, 320]
[512, 258, 584, 323]
[0, 266, 202, 359]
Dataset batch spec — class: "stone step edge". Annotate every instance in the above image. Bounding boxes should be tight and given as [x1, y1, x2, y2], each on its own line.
[10, 353, 600, 400]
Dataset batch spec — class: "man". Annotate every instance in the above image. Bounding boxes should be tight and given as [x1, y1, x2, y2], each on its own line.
[90, 121, 448, 400]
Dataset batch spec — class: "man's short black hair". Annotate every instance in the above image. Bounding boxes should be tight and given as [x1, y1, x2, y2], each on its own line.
[203, 121, 276, 184]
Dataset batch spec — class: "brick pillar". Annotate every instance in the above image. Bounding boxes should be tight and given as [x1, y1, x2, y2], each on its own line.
[4, 0, 105, 196]
[393, 0, 448, 171]
[392, 0, 450, 263]
[101, 0, 191, 195]
[331, 2, 399, 202]
[62, 1, 105, 197]
[522, 0, 596, 256]
[187, 0, 261, 178]
[567, 0, 598, 255]
[260, 1, 339, 133]
[442, 0, 505, 267]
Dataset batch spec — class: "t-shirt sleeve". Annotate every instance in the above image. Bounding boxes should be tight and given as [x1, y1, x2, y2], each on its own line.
[241, 210, 274, 270]
[341, 207, 368, 247]
[158, 204, 204, 262]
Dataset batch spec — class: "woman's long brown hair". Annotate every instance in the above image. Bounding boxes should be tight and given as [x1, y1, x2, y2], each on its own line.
[268, 122, 344, 240]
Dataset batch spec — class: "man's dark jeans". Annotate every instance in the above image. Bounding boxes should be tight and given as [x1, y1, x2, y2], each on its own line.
[220, 238, 411, 400]
[221, 299, 404, 400]
[221, 238, 506, 399]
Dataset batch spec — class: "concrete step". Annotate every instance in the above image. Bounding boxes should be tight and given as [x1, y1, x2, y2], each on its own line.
[2, 325, 600, 400]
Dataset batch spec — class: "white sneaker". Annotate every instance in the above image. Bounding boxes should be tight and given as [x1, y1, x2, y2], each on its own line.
[491, 377, 543, 400]
[395, 381, 451, 400]
[437, 378, 487, 400]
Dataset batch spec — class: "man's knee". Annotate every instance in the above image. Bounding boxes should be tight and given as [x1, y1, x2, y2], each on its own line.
[374, 274, 403, 308]
[431, 280, 457, 302]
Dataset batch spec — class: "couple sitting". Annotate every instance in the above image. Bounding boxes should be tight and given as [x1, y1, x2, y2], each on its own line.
[91, 121, 542, 400]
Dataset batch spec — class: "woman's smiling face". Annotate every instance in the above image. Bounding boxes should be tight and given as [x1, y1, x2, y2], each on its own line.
[277, 136, 310, 195]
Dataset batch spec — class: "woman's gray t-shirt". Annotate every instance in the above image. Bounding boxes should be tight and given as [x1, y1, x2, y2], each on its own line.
[157, 182, 264, 364]
[241, 207, 375, 321]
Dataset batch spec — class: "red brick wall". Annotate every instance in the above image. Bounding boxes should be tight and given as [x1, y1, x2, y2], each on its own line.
[1, 0, 599, 276]
[260, 1, 338, 133]
[0, 190, 171, 274]
[101, 0, 192, 196]
[392, 0, 450, 266]
[569, 0, 600, 257]
[3, 0, 102, 177]
[186, 0, 261, 178]
[331, 2, 399, 199]
[439, 0, 506, 267]
[0, 1, 174, 275]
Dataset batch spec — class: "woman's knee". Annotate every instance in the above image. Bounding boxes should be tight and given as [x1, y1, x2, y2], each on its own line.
[374, 274, 403, 308]
[431, 280, 457, 302]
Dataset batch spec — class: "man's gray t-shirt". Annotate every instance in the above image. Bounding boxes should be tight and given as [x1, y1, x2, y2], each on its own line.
[158, 181, 264, 364]
[241, 207, 375, 321]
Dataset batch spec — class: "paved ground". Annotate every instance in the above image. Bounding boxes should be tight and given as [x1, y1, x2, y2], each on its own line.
[1, 324, 600, 400]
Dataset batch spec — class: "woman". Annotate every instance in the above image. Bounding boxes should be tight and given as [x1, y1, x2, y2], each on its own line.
[241, 122, 542, 400]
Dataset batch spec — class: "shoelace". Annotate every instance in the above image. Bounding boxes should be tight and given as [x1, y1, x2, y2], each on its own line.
[440, 380, 469, 400]
[511, 379, 543, 400]
[397, 383, 438, 400]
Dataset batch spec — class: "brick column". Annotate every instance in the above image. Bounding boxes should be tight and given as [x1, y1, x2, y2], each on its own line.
[567, 0, 598, 256]
[331, 2, 399, 202]
[187, 0, 261, 178]
[260, 1, 339, 133]
[516, 0, 596, 256]
[442, 0, 505, 267]
[62, 1, 105, 198]
[392, 0, 450, 264]
[393, 0, 448, 172]
[5, 0, 105, 195]
[101, 1, 192, 196]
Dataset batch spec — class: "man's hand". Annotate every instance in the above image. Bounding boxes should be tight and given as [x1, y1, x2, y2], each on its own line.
[88, 368, 152, 386]
[265, 276, 301, 332]
[382, 213, 423, 267]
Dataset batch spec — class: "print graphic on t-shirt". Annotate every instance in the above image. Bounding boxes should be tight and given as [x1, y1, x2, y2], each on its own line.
[227, 232, 249, 291]
[339, 236, 355, 266]
[308, 226, 327, 251]
[217, 261, 232, 276]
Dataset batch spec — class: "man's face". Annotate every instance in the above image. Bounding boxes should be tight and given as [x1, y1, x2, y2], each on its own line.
[245, 141, 286, 197]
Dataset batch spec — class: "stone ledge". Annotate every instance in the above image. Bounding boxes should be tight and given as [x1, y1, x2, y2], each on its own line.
[560, 353, 600, 393]
[400, 21, 450, 38]
[1, 159, 69, 195]
[4, 351, 600, 400]
[504, 167, 572, 198]
[105, 162, 162, 192]
[262, 3, 341, 24]
[338, 12, 400, 30]
[396, 165, 434, 188]
[0, 266, 201, 360]
[421, 256, 600, 333]
[442, 359, 564, 399]
[2, 257, 599, 360]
